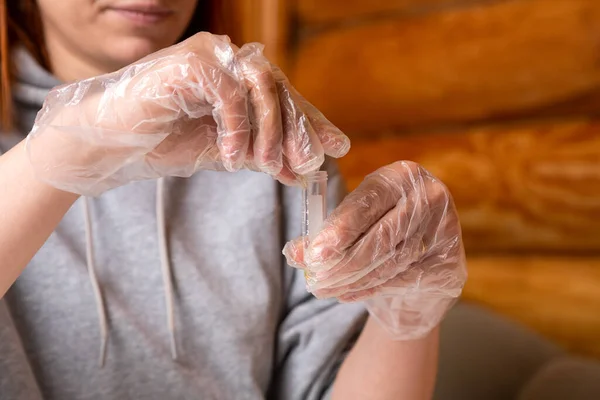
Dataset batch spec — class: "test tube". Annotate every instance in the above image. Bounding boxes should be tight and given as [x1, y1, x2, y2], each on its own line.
[303, 171, 328, 245]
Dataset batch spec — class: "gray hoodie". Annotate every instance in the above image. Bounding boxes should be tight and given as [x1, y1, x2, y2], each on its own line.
[0, 49, 367, 400]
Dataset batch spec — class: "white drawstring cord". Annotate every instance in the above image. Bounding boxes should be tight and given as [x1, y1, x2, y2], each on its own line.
[156, 178, 177, 360]
[82, 182, 176, 365]
[82, 197, 109, 367]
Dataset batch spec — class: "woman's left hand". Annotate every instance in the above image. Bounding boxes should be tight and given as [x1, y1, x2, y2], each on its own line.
[283, 161, 467, 339]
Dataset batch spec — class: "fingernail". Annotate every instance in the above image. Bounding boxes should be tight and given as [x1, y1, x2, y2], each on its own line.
[335, 136, 351, 157]
[293, 153, 325, 175]
[259, 159, 283, 176]
[327, 134, 351, 158]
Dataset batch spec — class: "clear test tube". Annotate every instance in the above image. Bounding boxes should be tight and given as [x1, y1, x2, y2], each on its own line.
[303, 171, 328, 246]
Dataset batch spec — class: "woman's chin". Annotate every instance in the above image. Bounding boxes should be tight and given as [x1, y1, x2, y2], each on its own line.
[105, 36, 179, 68]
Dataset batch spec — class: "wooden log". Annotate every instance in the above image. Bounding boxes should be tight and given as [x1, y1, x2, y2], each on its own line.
[296, 0, 501, 25]
[464, 255, 600, 358]
[292, 0, 600, 134]
[337, 119, 600, 252]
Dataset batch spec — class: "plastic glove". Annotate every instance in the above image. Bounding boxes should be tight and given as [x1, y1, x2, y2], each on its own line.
[26, 32, 350, 196]
[283, 161, 467, 340]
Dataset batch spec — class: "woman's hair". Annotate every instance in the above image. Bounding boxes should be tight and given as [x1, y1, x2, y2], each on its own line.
[0, 0, 214, 131]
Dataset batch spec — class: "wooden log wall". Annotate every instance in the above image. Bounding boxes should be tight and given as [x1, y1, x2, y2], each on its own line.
[338, 120, 600, 252]
[293, 0, 600, 133]
[216, 0, 600, 356]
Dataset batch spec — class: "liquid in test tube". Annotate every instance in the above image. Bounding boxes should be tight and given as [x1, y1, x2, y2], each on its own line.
[303, 171, 328, 244]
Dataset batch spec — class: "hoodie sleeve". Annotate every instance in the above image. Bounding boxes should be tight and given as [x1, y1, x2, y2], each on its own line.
[270, 160, 368, 400]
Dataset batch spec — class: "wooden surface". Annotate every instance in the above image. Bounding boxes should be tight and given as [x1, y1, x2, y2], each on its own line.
[465, 255, 600, 357]
[337, 119, 600, 252]
[292, 0, 600, 134]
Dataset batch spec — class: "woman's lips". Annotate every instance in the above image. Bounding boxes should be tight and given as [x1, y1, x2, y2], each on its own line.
[107, 5, 173, 25]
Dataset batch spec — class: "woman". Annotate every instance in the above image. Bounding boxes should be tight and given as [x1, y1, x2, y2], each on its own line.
[0, 1, 466, 399]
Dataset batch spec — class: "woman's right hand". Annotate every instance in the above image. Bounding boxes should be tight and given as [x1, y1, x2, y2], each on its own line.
[26, 32, 350, 195]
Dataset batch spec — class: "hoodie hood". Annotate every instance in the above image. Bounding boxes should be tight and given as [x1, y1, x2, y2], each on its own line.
[12, 48, 61, 135]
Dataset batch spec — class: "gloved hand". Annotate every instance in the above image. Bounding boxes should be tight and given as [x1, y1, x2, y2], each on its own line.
[283, 161, 467, 340]
[26, 32, 350, 196]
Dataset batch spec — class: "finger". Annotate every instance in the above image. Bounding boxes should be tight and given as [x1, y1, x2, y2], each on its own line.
[187, 36, 251, 172]
[212, 79, 251, 172]
[309, 234, 425, 298]
[311, 179, 463, 298]
[334, 267, 424, 303]
[335, 238, 466, 303]
[308, 162, 435, 265]
[114, 56, 200, 133]
[420, 180, 462, 252]
[147, 115, 219, 174]
[337, 250, 467, 303]
[312, 188, 426, 276]
[306, 162, 419, 265]
[241, 152, 300, 186]
[237, 45, 283, 175]
[271, 66, 325, 174]
[298, 98, 351, 158]
[309, 169, 455, 293]
[244, 154, 300, 186]
[274, 162, 301, 186]
[282, 237, 306, 269]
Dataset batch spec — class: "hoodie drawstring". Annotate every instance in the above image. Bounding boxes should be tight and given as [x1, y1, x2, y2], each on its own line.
[156, 177, 178, 360]
[82, 178, 177, 367]
[82, 197, 108, 367]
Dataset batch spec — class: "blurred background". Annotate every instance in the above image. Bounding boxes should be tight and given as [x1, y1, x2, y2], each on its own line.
[213, 0, 600, 357]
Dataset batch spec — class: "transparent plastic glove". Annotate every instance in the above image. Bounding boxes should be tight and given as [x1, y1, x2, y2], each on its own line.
[26, 32, 350, 196]
[283, 161, 467, 340]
